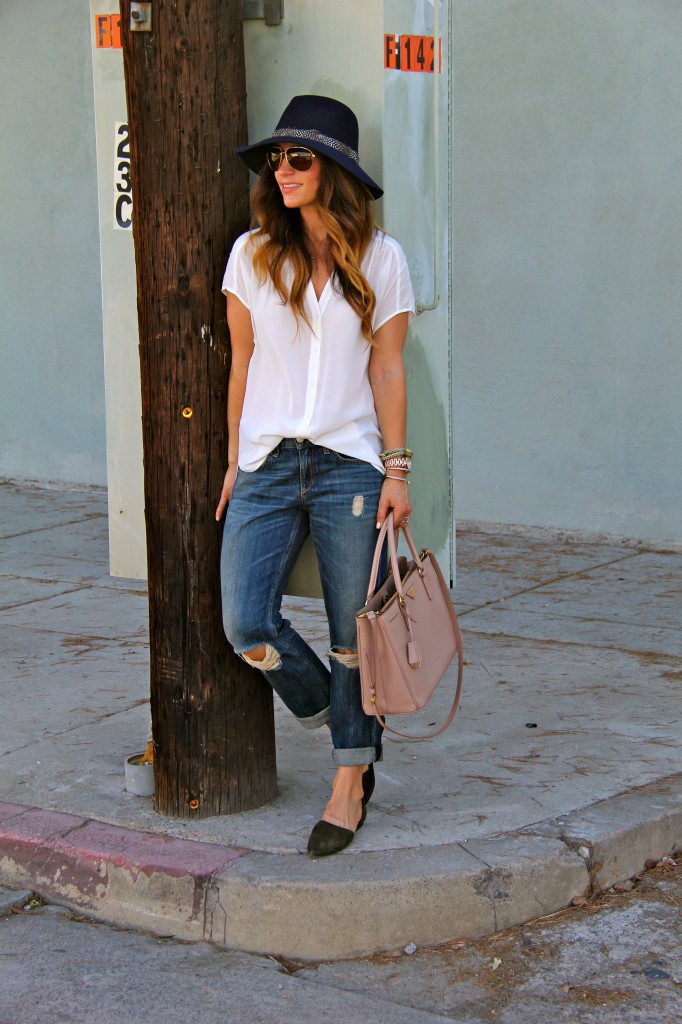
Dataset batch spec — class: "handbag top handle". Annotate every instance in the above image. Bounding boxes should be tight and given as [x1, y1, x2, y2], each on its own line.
[365, 511, 422, 605]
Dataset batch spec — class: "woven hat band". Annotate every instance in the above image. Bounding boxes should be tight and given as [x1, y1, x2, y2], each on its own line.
[272, 127, 359, 164]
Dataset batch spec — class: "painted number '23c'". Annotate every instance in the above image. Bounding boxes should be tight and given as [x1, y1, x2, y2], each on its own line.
[114, 123, 133, 230]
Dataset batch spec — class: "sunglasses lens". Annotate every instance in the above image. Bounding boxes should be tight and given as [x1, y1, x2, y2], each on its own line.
[287, 148, 315, 171]
[267, 147, 315, 172]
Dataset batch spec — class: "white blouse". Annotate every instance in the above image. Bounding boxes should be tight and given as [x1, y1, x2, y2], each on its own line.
[222, 228, 415, 474]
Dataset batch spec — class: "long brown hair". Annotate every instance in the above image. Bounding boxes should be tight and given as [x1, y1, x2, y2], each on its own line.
[249, 158, 377, 341]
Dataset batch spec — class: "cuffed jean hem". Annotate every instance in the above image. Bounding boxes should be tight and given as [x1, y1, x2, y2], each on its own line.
[297, 706, 331, 730]
[333, 745, 383, 767]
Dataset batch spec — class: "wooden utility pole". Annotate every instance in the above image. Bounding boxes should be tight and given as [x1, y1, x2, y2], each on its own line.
[120, 0, 277, 817]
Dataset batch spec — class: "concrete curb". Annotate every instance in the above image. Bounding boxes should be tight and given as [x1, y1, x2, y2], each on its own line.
[0, 801, 247, 941]
[519, 773, 682, 891]
[1, 774, 680, 960]
[209, 835, 588, 959]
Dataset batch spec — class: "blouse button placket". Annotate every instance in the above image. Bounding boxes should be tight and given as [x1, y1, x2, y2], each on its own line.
[297, 314, 322, 438]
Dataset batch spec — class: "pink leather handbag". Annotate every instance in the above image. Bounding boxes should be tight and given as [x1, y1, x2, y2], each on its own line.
[356, 512, 464, 741]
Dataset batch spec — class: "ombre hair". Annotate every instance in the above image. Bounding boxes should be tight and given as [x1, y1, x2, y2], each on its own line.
[248, 158, 377, 341]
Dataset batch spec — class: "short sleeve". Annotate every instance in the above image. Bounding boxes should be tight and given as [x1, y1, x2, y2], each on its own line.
[221, 232, 253, 309]
[371, 237, 416, 333]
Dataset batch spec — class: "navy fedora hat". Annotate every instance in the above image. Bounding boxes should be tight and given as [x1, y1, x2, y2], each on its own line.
[235, 94, 383, 200]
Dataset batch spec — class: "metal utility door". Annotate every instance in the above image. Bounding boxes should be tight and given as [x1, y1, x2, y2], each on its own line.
[90, 0, 145, 579]
[92, 1, 453, 587]
[244, 0, 453, 590]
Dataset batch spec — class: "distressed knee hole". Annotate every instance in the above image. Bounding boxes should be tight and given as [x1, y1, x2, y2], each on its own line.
[241, 644, 281, 671]
[329, 647, 360, 669]
[352, 495, 364, 517]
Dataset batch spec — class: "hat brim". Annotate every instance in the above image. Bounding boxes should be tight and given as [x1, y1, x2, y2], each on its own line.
[235, 135, 383, 200]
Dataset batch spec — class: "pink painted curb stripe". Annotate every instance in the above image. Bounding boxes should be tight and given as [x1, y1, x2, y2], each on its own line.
[53, 820, 249, 877]
[0, 806, 87, 841]
[0, 801, 35, 824]
[0, 802, 249, 881]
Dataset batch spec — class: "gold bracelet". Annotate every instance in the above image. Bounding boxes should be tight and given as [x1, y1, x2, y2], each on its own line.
[383, 457, 412, 471]
[380, 447, 413, 462]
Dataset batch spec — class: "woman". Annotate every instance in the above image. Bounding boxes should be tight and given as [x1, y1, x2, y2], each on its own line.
[216, 95, 415, 857]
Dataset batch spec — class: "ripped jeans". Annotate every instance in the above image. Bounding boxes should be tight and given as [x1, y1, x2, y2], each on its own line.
[220, 439, 385, 766]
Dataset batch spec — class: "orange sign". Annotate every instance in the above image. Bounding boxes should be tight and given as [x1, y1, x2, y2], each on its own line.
[94, 14, 122, 49]
[384, 34, 442, 73]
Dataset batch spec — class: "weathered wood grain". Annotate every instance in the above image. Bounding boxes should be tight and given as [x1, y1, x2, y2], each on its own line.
[121, 0, 277, 817]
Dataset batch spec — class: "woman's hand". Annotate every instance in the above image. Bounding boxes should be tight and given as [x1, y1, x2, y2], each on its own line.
[215, 464, 238, 521]
[376, 476, 411, 530]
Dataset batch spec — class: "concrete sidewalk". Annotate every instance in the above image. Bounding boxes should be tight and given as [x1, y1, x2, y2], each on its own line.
[0, 481, 680, 959]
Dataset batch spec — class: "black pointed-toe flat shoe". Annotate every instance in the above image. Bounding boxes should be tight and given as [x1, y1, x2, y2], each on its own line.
[307, 766, 376, 858]
[307, 795, 369, 858]
[362, 764, 375, 807]
[307, 817, 355, 857]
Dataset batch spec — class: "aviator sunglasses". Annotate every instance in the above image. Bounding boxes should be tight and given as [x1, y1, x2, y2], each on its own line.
[266, 146, 318, 172]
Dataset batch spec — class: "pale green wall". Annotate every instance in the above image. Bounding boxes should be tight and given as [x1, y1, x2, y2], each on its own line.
[3, 1, 681, 542]
[453, 0, 682, 540]
[0, 0, 106, 485]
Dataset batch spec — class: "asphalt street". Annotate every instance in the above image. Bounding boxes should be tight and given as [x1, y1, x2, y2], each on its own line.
[1, 856, 680, 1024]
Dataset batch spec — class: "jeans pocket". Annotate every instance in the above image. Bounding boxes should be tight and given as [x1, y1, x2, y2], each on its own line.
[325, 448, 364, 465]
[259, 443, 282, 469]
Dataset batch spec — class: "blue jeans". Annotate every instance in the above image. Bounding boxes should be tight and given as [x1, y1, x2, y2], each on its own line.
[220, 439, 385, 766]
